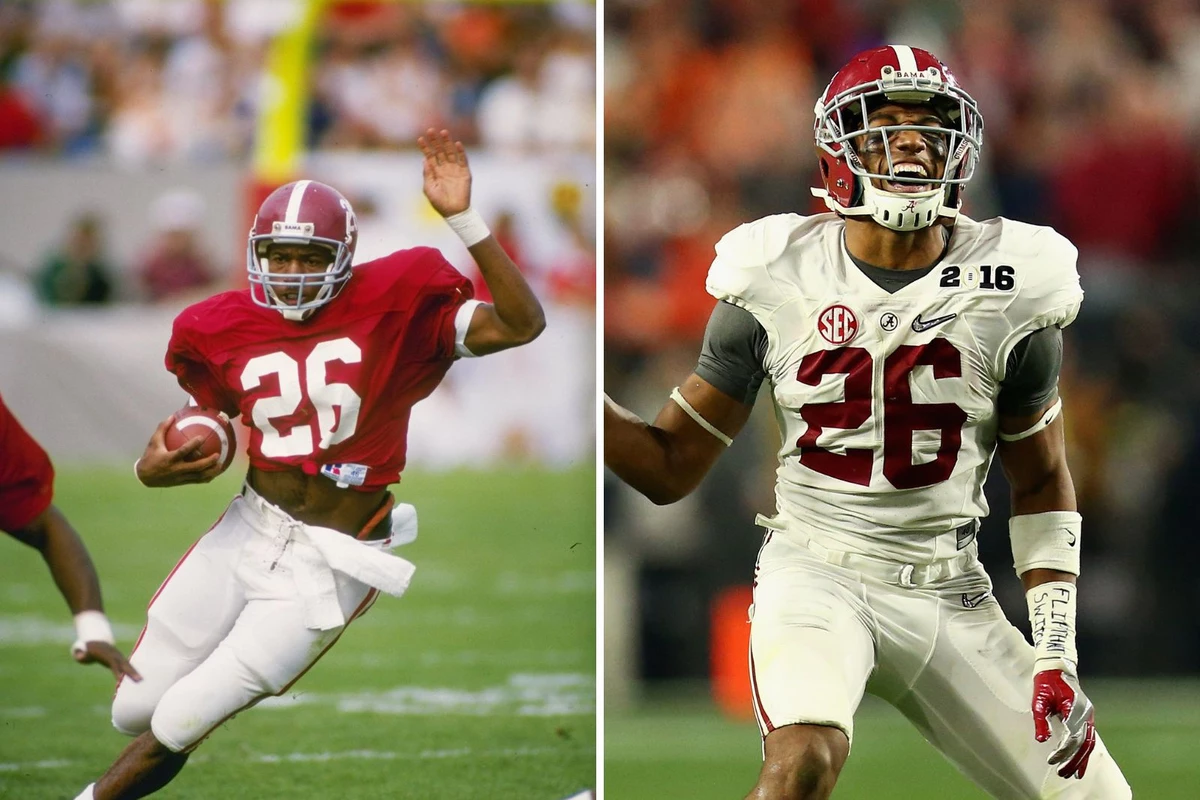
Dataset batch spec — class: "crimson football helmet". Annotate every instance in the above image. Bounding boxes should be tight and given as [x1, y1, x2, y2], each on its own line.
[247, 180, 358, 321]
[812, 45, 983, 232]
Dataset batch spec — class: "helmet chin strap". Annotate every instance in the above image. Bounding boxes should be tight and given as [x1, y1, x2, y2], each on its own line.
[812, 184, 958, 232]
[859, 183, 952, 232]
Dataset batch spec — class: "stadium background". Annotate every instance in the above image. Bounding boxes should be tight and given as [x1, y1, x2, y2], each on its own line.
[604, 0, 1200, 796]
[0, 1, 595, 798]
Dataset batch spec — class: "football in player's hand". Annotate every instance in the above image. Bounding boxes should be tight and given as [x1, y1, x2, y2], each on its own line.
[164, 407, 237, 472]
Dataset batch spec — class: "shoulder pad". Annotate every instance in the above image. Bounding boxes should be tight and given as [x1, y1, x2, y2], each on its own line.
[170, 290, 250, 341]
[1013, 222, 1081, 313]
[966, 219, 1083, 374]
[995, 219, 1082, 329]
[354, 247, 464, 309]
[707, 214, 832, 313]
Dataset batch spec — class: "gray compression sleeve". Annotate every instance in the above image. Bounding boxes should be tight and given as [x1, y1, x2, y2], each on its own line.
[998, 327, 1063, 415]
[695, 302, 767, 405]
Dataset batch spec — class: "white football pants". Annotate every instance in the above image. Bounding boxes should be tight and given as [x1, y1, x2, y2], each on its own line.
[110, 490, 406, 752]
[749, 530, 1132, 799]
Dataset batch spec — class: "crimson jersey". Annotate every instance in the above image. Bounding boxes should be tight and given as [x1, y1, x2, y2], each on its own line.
[166, 247, 474, 491]
[0, 393, 55, 531]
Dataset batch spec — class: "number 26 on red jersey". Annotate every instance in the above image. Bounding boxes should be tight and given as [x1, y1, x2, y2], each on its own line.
[240, 337, 362, 457]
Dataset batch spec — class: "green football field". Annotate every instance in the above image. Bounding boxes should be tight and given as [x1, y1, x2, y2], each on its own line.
[0, 465, 595, 800]
[606, 682, 1200, 798]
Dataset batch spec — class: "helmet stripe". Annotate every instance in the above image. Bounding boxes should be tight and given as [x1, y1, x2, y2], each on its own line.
[284, 179, 313, 224]
[890, 44, 918, 73]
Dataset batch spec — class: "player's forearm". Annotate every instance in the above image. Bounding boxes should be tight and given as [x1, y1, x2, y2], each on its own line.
[1010, 465, 1080, 587]
[25, 506, 104, 614]
[604, 396, 697, 505]
[1020, 567, 1076, 591]
[1008, 459, 1076, 517]
[1006, 458, 1084, 672]
[468, 237, 545, 344]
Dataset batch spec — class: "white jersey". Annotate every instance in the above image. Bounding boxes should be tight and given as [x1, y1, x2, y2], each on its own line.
[706, 213, 1082, 563]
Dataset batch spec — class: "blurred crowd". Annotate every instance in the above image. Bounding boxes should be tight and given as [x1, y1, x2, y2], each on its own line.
[0, 0, 595, 162]
[606, 0, 1200, 681]
[0, 0, 595, 306]
[31, 190, 219, 306]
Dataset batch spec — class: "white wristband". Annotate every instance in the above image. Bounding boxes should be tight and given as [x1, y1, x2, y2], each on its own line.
[71, 610, 115, 657]
[444, 208, 491, 247]
[1010, 511, 1082, 575]
[1026, 580, 1079, 673]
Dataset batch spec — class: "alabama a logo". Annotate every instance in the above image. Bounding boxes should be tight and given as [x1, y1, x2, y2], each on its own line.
[817, 304, 859, 345]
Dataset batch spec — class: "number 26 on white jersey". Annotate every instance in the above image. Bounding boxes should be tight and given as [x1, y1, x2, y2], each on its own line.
[796, 339, 966, 490]
[240, 337, 362, 457]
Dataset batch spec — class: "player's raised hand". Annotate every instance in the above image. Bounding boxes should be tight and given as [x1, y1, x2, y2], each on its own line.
[136, 413, 224, 487]
[74, 640, 141, 683]
[418, 128, 471, 218]
[1032, 667, 1096, 779]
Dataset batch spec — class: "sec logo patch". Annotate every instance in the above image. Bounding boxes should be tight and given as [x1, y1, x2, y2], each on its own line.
[817, 304, 859, 345]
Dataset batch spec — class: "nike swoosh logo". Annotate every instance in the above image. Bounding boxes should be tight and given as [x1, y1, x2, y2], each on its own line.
[962, 591, 991, 608]
[1066, 529, 1077, 546]
[912, 312, 958, 332]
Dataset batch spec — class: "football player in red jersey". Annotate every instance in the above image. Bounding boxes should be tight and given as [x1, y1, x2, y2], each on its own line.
[0, 393, 140, 683]
[73, 129, 546, 800]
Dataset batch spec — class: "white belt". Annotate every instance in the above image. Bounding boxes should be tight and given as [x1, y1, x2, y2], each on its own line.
[238, 485, 417, 630]
[757, 514, 979, 588]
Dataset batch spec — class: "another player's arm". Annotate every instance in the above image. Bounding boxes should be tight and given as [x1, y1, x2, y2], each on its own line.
[7, 507, 141, 681]
[418, 128, 545, 356]
[605, 377, 753, 505]
[995, 327, 1095, 780]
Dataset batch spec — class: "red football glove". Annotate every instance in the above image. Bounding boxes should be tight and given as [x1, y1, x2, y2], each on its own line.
[1032, 668, 1096, 779]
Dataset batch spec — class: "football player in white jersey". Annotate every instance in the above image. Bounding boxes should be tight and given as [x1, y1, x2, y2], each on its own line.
[605, 45, 1133, 799]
